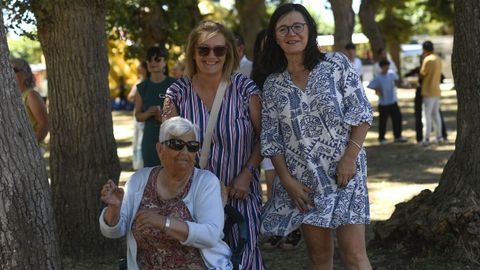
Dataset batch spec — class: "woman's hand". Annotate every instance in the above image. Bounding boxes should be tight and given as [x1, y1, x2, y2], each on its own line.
[229, 170, 251, 200]
[134, 209, 165, 231]
[146, 106, 159, 117]
[336, 154, 357, 188]
[282, 176, 313, 212]
[100, 179, 124, 208]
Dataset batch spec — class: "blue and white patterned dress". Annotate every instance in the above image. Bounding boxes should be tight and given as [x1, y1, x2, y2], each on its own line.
[260, 52, 373, 236]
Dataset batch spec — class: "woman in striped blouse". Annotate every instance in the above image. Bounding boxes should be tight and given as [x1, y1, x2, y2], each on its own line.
[163, 21, 265, 269]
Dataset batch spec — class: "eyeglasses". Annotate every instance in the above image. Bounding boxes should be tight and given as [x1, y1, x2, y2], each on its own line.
[162, 139, 200, 153]
[196, 45, 227, 57]
[13, 67, 22, 73]
[149, 56, 164, 63]
[276, 23, 307, 37]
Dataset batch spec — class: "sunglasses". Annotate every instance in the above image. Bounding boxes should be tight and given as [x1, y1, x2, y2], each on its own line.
[196, 45, 227, 57]
[162, 138, 200, 153]
[149, 56, 164, 63]
[13, 67, 21, 73]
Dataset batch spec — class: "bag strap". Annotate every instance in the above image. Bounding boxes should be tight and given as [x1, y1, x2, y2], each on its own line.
[199, 80, 228, 169]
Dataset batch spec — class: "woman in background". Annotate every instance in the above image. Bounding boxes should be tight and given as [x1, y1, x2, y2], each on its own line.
[134, 47, 176, 167]
[11, 58, 49, 144]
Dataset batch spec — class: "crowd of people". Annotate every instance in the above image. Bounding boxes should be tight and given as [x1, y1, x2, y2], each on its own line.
[10, 2, 449, 269]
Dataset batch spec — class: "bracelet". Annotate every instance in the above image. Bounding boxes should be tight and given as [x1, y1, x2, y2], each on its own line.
[163, 216, 171, 232]
[246, 164, 256, 175]
[349, 139, 363, 150]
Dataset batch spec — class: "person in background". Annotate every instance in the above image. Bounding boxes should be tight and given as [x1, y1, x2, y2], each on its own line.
[367, 59, 407, 144]
[163, 20, 265, 269]
[134, 47, 176, 167]
[250, 29, 303, 250]
[260, 4, 373, 269]
[420, 40, 443, 145]
[345, 42, 363, 81]
[374, 47, 398, 76]
[128, 61, 149, 170]
[234, 32, 253, 77]
[404, 56, 448, 144]
[171, 60, 186, 80]
[11, 58, 49, 144]
[100, 116, 232, 270]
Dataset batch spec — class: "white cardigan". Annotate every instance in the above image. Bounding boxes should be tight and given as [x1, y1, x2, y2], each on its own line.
[99, 167, 233, 270]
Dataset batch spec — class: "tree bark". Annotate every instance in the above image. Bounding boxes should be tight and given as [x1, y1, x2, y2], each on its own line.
[329, 0, 355, 52]
[31, 0, 122, 260]
[0, 8, 62, 269]
[235, 0, 267, 59]
[359, 0, 385, 60]
[373, 0, 480, 262]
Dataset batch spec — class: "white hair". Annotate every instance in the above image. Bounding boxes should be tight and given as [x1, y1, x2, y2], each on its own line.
[159, 116, 199, 142]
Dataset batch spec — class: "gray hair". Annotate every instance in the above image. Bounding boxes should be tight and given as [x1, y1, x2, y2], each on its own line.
[10, 58, 35, 89]
[159, 116, 199, 142]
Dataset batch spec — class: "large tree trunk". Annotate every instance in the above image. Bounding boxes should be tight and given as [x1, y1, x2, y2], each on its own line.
[31, 0, 122, 260]
[329, 0, 355, 52]
[373, 0, 480, 262]
[235, 0, 267, 59]
[359, 0, 385, 60]
[0, 9, 62, 269]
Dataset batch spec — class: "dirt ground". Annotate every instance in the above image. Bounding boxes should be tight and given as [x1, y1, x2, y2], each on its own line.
[67, 85, 470, 269]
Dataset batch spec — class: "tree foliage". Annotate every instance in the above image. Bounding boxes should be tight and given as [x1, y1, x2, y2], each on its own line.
[6, 33, 42, 63]
[106, 0, 202, 59]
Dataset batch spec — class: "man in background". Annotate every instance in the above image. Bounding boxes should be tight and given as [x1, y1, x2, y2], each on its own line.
[345, 42, 363, 81]
[420, 40, 443, 145]
[234, 32, 252, 77]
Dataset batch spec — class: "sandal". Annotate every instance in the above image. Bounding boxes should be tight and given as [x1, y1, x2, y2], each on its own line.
[279, 229, 302, 250]
[261, 236, 284, 250]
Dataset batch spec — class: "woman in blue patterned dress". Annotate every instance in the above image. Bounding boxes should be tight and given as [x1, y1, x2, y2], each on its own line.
[260, 4, 373, 269]
[163, 21, 265, 269]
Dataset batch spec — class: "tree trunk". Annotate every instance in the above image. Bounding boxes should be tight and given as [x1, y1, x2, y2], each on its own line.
[31, 0, 122, 260]
[359, 0, 385, 60]
[235, 0, 267, 59]
[0, 9, 62, 270]
[373, 0, 480, 262]
[329, 0, 355, 52]
[388, 41, 401, 76]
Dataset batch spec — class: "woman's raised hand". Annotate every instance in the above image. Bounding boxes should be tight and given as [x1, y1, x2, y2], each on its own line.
[100, 179, 124, 208]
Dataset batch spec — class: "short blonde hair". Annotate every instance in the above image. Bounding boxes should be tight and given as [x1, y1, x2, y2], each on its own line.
[184, 20, 239, 80]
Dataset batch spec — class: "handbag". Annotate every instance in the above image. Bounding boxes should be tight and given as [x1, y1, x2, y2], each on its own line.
[199, 80, 229, 206]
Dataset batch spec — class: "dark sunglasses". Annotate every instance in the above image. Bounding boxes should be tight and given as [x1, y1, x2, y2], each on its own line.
[149, 56, 164, 63]
[196, 45, 227, 57]
[13, 67, 21, 73]
[162, 139, 200, 153]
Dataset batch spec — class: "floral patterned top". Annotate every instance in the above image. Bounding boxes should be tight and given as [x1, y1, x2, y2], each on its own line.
[132, 167, 206, 269]
[260, 52, 373, 235]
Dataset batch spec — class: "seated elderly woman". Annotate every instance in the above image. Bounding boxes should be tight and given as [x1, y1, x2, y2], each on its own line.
[99, 116, 232, 270]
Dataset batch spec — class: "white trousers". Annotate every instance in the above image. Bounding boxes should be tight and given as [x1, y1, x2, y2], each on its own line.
[422, 96, 442, 142]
